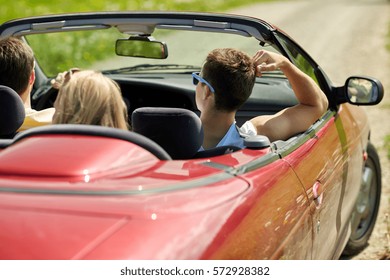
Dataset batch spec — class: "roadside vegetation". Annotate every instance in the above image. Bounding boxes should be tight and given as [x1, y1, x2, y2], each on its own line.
[1, 0, 275, 22]
[0, 0, 275, 75]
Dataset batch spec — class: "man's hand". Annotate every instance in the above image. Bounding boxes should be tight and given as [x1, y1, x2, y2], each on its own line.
[50, 68, 80, 89]
[252, 50, 288, 76]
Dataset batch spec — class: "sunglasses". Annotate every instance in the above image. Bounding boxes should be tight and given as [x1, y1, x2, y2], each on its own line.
[192, 72, 215, 93]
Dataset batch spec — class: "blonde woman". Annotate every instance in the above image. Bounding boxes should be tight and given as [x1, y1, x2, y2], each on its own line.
[52, 70, 129, 130]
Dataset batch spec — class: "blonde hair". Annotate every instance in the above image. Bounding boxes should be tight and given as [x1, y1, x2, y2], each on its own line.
[53, 70, 129, 130]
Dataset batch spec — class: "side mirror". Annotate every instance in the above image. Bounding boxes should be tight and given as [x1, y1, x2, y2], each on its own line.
[115, 36, 168, 59]
[345, 76, 384, 105]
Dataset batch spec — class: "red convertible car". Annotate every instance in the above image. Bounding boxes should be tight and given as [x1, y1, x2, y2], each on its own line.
[0, 12, 384, 259]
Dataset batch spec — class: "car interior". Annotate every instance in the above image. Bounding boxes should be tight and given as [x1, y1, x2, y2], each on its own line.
[0, 20, 308, 159]
[1, 76, 281, 159]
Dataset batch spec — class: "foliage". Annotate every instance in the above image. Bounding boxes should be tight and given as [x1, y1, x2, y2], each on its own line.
[0, 0, 274, 23]
[0, 0, 275, 76]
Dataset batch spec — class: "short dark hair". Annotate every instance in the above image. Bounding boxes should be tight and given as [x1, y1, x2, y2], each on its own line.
[0, 37, 35, 95]
[202, 48, 256, 112]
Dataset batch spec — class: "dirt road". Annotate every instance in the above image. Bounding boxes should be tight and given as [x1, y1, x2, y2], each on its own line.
[231, 0, 390, 259]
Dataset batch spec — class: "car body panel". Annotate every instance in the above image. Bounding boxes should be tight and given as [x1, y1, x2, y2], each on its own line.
[0, 11, 383, 259]
[0, 154, 310, 259]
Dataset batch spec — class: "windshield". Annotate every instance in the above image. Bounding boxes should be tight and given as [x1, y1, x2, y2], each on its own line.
[26, 27, 280, 77]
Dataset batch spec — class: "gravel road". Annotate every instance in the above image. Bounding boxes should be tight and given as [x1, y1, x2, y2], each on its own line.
[231, 0, 390, 259]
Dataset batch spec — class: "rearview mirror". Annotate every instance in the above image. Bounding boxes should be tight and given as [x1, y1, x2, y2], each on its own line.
[346, 76, 384, 105]
[115, 36, 168, 59]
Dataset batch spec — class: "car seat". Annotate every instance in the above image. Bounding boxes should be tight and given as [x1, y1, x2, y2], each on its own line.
[132, 107, 203, 159]
[0, 85, 25, 139]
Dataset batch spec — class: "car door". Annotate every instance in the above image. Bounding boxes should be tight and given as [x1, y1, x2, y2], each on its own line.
[278, 112, 349, 259]
[201, 147, 313, 259]
[273, 33, 352, 258]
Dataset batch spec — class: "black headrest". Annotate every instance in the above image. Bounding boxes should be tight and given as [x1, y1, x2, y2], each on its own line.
[0, 85, 25, 138]
[132, 107, 203, 159]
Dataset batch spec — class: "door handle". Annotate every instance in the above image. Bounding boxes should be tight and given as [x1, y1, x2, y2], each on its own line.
[313, 181, 323, 209]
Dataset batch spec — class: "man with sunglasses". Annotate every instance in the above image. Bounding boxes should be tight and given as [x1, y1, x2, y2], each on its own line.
[0, 36, 55, 131]
[193, 48, 328, 150]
